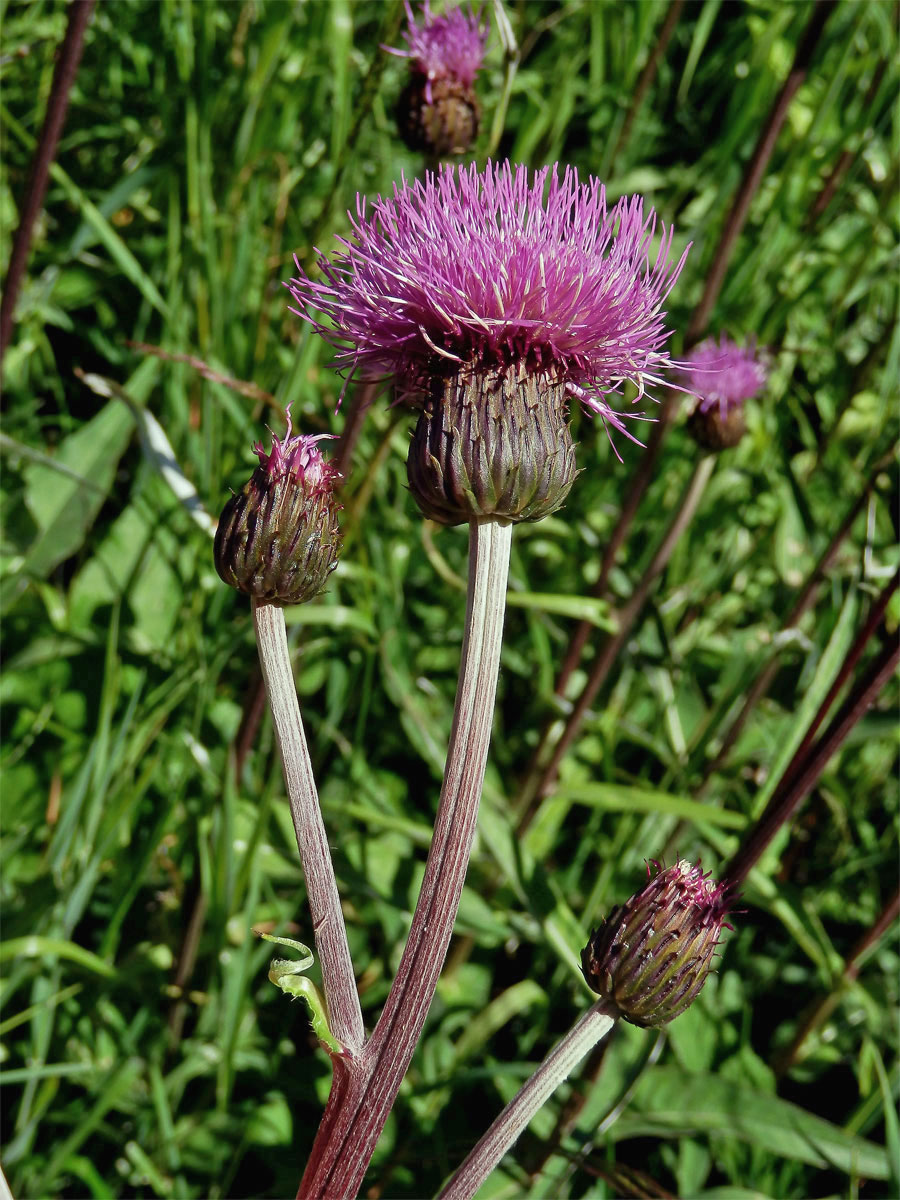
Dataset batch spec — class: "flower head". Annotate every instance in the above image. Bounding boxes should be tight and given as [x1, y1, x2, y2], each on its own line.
[683, 335, 767, 415]
[386, 1, 488, 97]
[287, 161, 689, 443]
[681, 335, 767, 450]
[214, 410, 342, 605]
[581, 860, 732, 1027]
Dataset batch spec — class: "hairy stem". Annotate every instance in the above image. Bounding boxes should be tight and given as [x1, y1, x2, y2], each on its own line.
[296, 517, 512, 1200]
[437, 1000, 618, 1200]
[253, 601, 365, 1054]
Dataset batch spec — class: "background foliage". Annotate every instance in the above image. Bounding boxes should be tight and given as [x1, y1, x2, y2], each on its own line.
[1, 1, 897, 1197]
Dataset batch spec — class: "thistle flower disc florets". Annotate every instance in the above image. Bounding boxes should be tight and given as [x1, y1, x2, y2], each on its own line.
[581, 860, 732, 1027]
[683, 335, 767, 414]
[287, 161, 689, 436]
[682, 335, 767, 451]
[214, 411, 342, 605]
[386, 1, 488, 95]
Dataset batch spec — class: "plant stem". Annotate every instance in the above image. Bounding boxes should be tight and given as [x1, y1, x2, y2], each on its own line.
[722, 577, 899, 890]
[553, 400, 677, 700]
[773, 887, 900, 1076]
[252, 600, 365, 1054]
[437, 1000, 618, 1200]
[296, 517, 512, 1200]
[519, 454, 716, 826]
[607, 0, 684, 174]
[684, 0, 835, 343]
[694, 468, 881, 794]
[0, 0, 95, 362]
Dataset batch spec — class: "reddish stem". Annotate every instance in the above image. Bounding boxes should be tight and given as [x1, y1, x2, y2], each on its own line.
[0, 0, 95, 361]
[696, 472, 881, 790]
[685, 0, 835, 344]
[723, 587, 899, 891]
[608, 0, 685, 173]
[519, 454, 715, 827]
[296, 519, 512, 1200]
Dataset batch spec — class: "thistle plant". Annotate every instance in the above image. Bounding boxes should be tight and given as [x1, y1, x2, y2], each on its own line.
[438, 860, 733, 1200]
[386, 0, 488, 158]
[214, 417, 364, 1054]
[283, 158, 690, 1197]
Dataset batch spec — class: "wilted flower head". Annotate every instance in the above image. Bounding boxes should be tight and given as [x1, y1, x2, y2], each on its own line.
[214, 410, 342, 605]
[387, 1, 488, 96]
[682, 335, 767, 450]
[581, 860, 732, 1027]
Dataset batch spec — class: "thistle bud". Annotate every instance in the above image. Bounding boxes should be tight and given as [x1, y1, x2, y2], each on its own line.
[214, 413, 341, 605]
[407, 365, 578, 525]
[687, 403, 747, 451]
[397, 72, 480, 157]
[581, 860, 732, 1028]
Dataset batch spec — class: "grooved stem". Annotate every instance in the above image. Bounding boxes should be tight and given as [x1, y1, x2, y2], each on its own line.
[0, 0, 95, 361]
[437, 1001, 618, 1200]
[296, 518, 512, 1200]
[253, 601, 365, 1054]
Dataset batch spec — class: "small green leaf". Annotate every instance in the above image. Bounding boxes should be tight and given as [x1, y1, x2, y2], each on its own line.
[259, 933, 342, 1054]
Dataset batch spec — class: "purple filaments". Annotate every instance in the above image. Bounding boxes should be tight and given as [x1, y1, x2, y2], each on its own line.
[287, 160, 689, 446]
[386, 1, 488, 99]
[683, 335, 768, 415]
[253, 408, 337, 493]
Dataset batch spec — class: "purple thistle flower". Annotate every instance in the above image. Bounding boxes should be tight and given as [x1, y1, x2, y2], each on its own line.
[683, 335, 768, 416]
[287, 160, 689, 443]
[386, 1, 488, 101]
[581, 859, 733, 1028]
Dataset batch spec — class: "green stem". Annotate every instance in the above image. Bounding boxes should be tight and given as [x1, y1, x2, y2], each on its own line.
[437, 1000, 618, 1200]
[253, 600, 365, 1054]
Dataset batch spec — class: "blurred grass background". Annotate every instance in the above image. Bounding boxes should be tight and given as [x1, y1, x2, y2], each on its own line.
[1, 1, 898, 1197]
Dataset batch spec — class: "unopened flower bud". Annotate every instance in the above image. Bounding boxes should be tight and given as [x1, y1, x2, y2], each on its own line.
[687, 403, 747, 450]
[581, 860, 732, 1027]
[398, 72, 480, 157]
[407, 365, 578, 525]
[214, 413, 341, 605]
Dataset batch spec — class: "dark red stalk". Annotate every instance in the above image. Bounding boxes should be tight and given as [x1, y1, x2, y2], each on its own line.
[296, 519, 512, 1200]
[807, 58, 888, 225]
[685, 0, 835, 344]
[554, 401, 677, 699]
[607, 0, 685, 174]
[332, 380, 379, 483]
[773, 569, 898, 798]
[696, 472, 883, 791]
[773, 887, 900, 1075]
[722, 591, 899, 891]
[518, 454, 716, 827]
[0, 0, 95, 362]
[553, 4, 832, 704]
